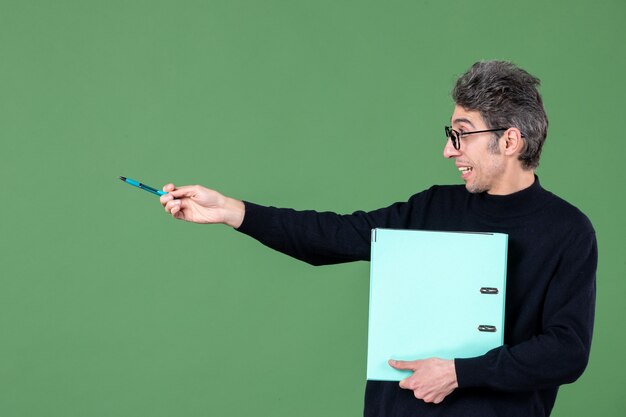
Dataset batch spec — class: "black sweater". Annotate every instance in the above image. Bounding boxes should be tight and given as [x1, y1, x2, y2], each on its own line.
[237, 178, 597, 417]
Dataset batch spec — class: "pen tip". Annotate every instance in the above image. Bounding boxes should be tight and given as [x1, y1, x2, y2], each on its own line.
[119, 176, 126, 181]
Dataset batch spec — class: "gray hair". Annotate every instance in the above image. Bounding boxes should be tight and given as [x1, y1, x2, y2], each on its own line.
[452, 61, 548, 169]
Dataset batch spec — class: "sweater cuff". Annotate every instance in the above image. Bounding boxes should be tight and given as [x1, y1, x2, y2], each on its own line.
[454, 356, 490, 388]
[236, 201, 274, 237]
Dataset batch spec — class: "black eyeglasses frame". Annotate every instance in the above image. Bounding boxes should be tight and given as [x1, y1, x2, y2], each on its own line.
[444, 126, 508, 150]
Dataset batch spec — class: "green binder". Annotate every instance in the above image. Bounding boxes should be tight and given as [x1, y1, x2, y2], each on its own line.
[367, 229, 508, 381]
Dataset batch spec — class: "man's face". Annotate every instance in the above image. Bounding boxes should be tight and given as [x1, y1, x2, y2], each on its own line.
[444, 106, 506, 194]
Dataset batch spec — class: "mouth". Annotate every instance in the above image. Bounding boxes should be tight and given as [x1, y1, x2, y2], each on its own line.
[457, 165, 473, 180]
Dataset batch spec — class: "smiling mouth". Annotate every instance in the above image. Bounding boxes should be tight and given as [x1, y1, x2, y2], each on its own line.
[458, 166, 473, 181]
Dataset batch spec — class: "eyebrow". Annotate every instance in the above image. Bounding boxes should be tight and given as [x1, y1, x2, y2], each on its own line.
[452, 117, 475, 128]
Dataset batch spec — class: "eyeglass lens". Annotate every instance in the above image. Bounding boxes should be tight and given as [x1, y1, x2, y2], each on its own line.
[445, 127, 459, 150]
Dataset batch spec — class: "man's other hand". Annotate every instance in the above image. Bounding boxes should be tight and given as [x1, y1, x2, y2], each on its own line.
[389, 358, 458, 404]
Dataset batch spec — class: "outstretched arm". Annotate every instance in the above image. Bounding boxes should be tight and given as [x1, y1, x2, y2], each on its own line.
[159, 183, 245, 228]
[159, 183, 437, 266]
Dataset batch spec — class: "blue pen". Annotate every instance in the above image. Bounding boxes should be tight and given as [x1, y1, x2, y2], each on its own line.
[119, 176, 167, 196]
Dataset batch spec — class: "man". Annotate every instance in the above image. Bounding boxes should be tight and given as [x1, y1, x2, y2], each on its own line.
[159, 61, 597, 417]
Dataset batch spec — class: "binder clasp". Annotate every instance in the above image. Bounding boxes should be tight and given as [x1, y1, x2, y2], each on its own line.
[478, 325, 497, 332]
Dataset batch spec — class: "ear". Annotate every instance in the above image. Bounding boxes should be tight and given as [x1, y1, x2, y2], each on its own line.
[502, 128, 524, 157]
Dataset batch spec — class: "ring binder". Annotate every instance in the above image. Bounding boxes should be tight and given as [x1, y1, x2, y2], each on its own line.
[367, 229, 508, 381]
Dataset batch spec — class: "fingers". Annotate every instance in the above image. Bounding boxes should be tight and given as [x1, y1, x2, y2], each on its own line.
[160, 184, 196, 205]
[389, 359, 419, 371]
[399, 377, 410, 390]
[391, 359, 418, 390]
[158, 183, 218, 223]
[398, 376, 440, 403]
[167, 185, 199, 199]
[164, 197, 183, 216]
[160, 184, 183, 215]
[393, 358, 457, 404]
[160, 184, 176, 206]
[160, 193, 173, 206]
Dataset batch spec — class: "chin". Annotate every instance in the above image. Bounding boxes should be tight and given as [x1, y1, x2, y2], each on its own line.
[465, 181, 488, 194]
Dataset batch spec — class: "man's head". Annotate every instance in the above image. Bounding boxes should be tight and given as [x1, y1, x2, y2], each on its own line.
[451, 61, 548, 170]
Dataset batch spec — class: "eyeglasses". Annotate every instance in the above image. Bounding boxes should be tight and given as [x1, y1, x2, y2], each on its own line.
[444, 126, 508, 150]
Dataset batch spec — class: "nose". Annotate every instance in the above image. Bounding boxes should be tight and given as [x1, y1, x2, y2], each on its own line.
[443, 138, 461, 159]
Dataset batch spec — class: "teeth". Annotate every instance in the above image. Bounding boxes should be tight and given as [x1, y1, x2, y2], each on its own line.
[458, 167, 473, 172]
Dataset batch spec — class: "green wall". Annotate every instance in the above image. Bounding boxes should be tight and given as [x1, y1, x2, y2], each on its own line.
[1, 0, 624, 415]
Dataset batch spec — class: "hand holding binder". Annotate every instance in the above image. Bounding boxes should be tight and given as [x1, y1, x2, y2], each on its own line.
[388, 358, 458, 404]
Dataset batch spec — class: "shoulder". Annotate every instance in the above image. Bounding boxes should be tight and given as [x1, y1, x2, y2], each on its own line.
[403, 184, 469, 210]
[408, 184, 467, 200]
[538, 187, 596, 238]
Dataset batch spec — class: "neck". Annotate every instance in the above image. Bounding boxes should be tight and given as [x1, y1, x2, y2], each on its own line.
[487, 168, 536, 195]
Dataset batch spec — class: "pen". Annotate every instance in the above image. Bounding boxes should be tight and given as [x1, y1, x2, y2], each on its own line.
[119, 176, 167, 196]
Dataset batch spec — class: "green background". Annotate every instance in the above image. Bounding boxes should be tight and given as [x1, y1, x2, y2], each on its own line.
[1, 0, 624, 415]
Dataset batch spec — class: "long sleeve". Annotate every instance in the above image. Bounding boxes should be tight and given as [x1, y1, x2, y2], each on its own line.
[236, 192, 432, 266]
[455, 229, 597, 391]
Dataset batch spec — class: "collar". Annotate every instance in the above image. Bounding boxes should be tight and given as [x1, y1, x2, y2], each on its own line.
[471, 175, 549, 218]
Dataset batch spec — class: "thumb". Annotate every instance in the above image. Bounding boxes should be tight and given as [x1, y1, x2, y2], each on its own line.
[388, 359, 419, 371]
[162, 183, 176, 192]
[165, 185, 201, 199]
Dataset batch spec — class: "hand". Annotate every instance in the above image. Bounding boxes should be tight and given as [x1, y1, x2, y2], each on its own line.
[159, 183, 245, 228]
[389, 358, 458, 404]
